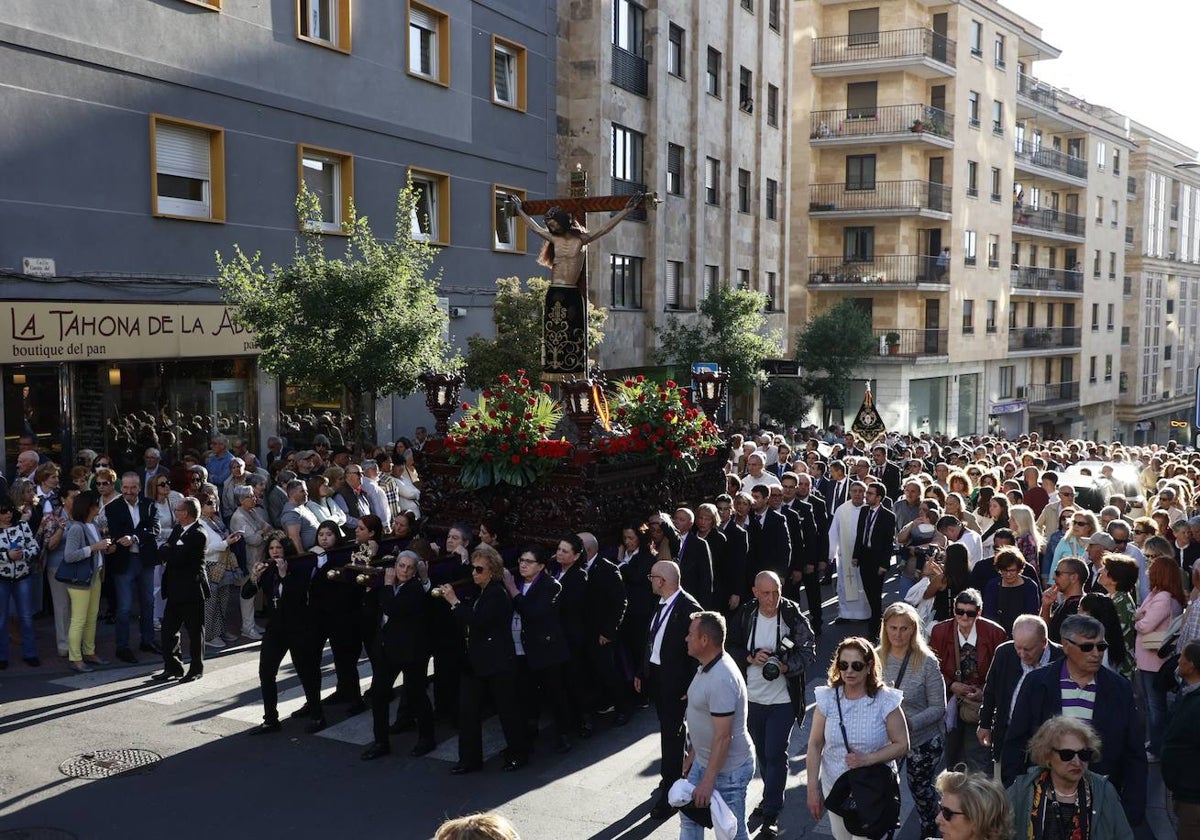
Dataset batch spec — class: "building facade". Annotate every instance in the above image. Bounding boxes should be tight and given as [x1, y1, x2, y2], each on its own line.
[791, 0, 1132, 440]
[0, 0, 556, 467]
[554, 0, 793, 377]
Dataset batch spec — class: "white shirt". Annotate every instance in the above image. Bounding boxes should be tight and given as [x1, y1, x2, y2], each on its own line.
[740, 471, 781, 493]
[952, 528, 983, 570]
[745, 610, 791, 706]
[650, 589, 683, 665]
[956, 624, 979, 649]
[125, 499, 141, 553]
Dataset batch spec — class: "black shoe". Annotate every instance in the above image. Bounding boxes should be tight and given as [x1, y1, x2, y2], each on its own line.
[757, 817, 778, 839]
[409, 739, 437, 757]
[23, 656, 41, 667]
[344, 700, 367, 718]
[116, 648, 138, 664]
[360, 742, 391, 761]
[140, 642, 162, 654]
[750, 804, 764, 819]
[290, 703, 312, 719]
[650, 802, 675, 820]
[150, 670, 183, 682]
[614, 711, 632, 726]
[180, 671, 204, 683]
[249, 721, 281, 735]
[390, 718, 415, 734]
[554, 735, 572, 754]
[449, 763, 480, 775]
[501, 757, 528, 772]
[305, 717, 327, 734]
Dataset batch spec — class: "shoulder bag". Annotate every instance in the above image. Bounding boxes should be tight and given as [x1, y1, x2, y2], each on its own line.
[823, 687, 901, 840]
[953, 637, 982, 724]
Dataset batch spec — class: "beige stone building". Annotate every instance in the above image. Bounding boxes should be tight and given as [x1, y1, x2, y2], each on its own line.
[1115, 124, 1200, 445]
[791, 0, 1131, 439]
[554, 0, 792, 373]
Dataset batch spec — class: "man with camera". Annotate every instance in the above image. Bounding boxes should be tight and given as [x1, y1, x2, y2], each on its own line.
[726, 570, 817, 837]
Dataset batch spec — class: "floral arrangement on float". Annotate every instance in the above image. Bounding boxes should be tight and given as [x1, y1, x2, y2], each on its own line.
[444, 370, 572, 489]
[594, 375, 722, 472]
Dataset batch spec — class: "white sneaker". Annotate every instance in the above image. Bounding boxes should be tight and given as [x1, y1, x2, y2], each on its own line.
[205, 637, 226, 649]
[242, 627, 263, 640]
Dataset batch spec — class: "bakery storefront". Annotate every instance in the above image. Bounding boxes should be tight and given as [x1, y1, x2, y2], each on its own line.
[1, 300, 267, 473]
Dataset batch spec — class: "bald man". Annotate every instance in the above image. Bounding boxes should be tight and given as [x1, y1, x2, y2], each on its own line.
[636, 560, 703, 820]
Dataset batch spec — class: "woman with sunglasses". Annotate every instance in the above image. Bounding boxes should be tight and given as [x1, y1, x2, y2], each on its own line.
[1049, 509, 1097, 579]
[934, 769, 1011, 840]
[1134, 547, 1187, 760]
[1006, 716, 1131, 840]
[437, 544, 527, 775]
[806, 637, 909, 839]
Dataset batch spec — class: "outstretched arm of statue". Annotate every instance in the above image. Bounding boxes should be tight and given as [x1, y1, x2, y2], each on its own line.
[507, 194, 552, 242]
[580, 193, 645, 245]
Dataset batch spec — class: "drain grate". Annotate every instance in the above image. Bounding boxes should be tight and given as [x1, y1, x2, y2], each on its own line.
[0, 830, 78, 840]
[58, 749, 162, 779]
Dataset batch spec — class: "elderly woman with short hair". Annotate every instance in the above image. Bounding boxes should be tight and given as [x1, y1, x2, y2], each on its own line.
[231, 484, 273, 640]
[935, 770, 1012, 840]
[1007, 716, 1130, 840]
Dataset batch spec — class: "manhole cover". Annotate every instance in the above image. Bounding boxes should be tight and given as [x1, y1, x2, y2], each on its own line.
[0, 830, 78, 840]
[58, 749, 162, 779]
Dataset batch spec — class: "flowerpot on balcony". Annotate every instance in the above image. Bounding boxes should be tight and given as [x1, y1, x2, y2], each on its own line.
[910, 120, 924, 133]
[885, 332, 901, 354]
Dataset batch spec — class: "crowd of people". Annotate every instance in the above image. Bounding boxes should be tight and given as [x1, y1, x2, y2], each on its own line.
[6, 423, 1200, 839]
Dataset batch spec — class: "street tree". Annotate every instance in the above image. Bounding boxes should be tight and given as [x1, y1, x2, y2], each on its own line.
[654, 286, 783, 396]
[793, 299, 876, 427]
[759, 378, 814, 428]
[216, 185, 457, 448]
[463, 276, 607, 390]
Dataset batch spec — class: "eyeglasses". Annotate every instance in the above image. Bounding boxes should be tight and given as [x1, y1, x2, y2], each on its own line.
[518, 557, 539, 564]
[939, 805, 965, 821]
[836, 660, 867, 672]
[95, 480, 112, 487]
[1145, 553, 1168, 562]
[470, 565, 486, 574]
[954, 608, 979, 618]
[647, 574, 665, 582]
[1052, 747, 1095, 763]
[1063, 638, 1108, 653]
[1072, 520, 1089, 527]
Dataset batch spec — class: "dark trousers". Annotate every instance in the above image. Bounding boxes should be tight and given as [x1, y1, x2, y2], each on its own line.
[562, 648, 591, 730]
[259, 625, 323, 724]
[801, 570, 823, 630]
[585, 635, 631, 714]
[113, 556, 155, 649]
[370, 654, 433, 744]
[860, 562, 886, 638]
[516, 657, 572, 740]
[647, 664, 687, 798]
[619, 617, 651, 703]
[161, 599, 204, 675]
[309, 608, 363, 700]
[458, 668, 526, 766]
[747, 701, 795, 818]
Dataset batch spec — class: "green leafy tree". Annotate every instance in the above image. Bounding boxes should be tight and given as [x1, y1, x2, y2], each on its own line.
[216, 185, 458, 448]
[758, 378, 814, 428]
[463, 276, 607, 390]
[654, 286, 783, 396]
[794, 299, 876, 427]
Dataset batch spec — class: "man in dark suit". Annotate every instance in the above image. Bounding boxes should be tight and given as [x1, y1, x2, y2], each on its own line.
[106, 473, 162, 663]
[1002, 614, 1146, 828]
[853, 481, 896, 636]
[635, 559, 702, 820]
[141, 447, 170, 492]
[671, 510, 715, 610]
[767, 484, 805, 593]
[154, 496, 208, 682]
[580, 532, 632, 726]
[782, 472, 827, 633]
[870, 444, 903, 502]
[746, 485, 790, 594]
[361, 551, 435, 760]
[555, 534, 592, 737]
[717, 495, 749, 612]
[826, 460, 851, 512]
[977, 614, 1063, 765]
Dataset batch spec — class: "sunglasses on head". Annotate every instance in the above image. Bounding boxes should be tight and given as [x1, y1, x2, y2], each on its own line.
[836, 660, 866, 672]
[1053, 747, 1095, 763]
[1064, 638, 1108, 653]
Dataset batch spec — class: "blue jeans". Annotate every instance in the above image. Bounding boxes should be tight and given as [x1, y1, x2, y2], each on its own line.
[113, 555, 155, 649]
[1140, 668, 1169, 757]
[680, 755, 755, 840]
[0, 576, 37, 660]
[747, 701, 795, 818]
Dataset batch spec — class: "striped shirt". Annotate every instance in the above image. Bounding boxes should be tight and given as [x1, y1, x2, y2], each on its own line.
[1058, 660, 1098, 720]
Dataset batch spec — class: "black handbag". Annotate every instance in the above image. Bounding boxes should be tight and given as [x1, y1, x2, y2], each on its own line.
[823, 687, 901, 840]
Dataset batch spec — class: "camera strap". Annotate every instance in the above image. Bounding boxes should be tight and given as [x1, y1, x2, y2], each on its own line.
[748, 609, 782, 653]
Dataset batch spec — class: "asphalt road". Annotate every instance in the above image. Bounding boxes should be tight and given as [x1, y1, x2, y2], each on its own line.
[0, 571, 1175, 840]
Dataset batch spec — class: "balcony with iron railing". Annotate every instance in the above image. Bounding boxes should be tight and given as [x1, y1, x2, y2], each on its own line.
[812, 28, 956, 76]
[809, 104, 954, 144]
[1012, 207, 1086, 241]
[1013, 140, 1088, 182]
[1008, 326, 1082, 353]
[809, 179, 950, 217]
[872, 328, 949, 358]
[808, 254, 950, 288]
[611, 45, 648, 96]
[1025, 380, 1081, 406]
[1017, 72, 1095, 118]
[1010, 265, 1084, 295]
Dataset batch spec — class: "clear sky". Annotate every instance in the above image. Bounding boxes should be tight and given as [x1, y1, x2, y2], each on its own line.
[998, 0, 1200, 156]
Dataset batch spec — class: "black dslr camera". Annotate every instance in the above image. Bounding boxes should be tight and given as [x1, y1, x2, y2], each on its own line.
[760, 636, 796, 681]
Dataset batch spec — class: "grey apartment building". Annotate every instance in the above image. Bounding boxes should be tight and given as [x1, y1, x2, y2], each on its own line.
[0, 0, 555, 468]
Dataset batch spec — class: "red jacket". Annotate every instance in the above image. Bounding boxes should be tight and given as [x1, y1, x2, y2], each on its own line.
[929, 616, 1007, 697]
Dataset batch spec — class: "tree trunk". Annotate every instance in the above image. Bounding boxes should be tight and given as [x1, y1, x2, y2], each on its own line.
[345, 387, 376, 455]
